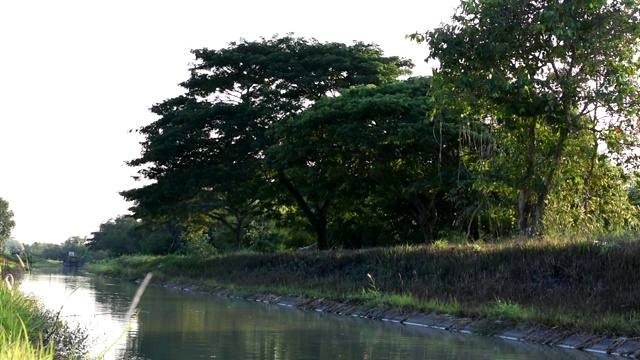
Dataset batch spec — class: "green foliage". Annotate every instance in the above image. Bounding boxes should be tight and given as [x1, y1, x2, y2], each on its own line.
[268, 77, 477, 245]
[545, 154, 640, 235]
[180, 235, 217, 258]
[362, 273, 379, 295]
[423, 0, 640, 237]
[136, 219, 187, 255]
[24, 242, 58, 262]
[0, 280, 85, 359]
[628, 173, 640, 207]
[491, 300, 527, 320]
[86, 215, 141, 256]
[89, 238, 640, 335]
[3, 238, 23, 255]
[61, 236, 88, 258]
[24, 237, 88, 262]
[104, 26, 640, 254]
[0, 293, 55, 360]
[431, 239, 450, 248]
[0, 197, 15, 248]
[0, 328, 54, 360]
[84, 215, 195, 256]
[123, 34, 413, 251]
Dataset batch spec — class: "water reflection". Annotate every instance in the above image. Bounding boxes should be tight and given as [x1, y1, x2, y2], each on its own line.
[20, 271, 138, 359]
[21, 270, 606, 360]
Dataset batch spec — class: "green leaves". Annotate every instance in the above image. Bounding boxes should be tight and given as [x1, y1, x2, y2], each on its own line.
[86, 216, 141, 255]
[424, 0, 640, 236]
[267, 77, 475, 244]
[0, 197, 15, 246]
[124, 35, 412, 250]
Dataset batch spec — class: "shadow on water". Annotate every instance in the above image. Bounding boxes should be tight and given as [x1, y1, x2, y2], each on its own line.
[21, 270, 610, 360]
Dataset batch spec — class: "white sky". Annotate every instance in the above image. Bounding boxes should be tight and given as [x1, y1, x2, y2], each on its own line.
[0, 0, 458, 244]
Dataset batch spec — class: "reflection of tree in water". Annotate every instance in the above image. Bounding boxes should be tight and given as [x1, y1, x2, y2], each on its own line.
[115, 329, 143, 360]
[25, 273, 598, 360]
[89, 275, 142, 316]
[122, 293, 589, 360]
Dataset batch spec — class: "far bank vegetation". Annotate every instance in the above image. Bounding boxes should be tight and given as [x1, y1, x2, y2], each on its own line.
[48, 0, 640, 341]
[90, 0, 640, 255]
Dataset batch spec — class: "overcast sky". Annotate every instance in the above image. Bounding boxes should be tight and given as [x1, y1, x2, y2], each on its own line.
[0, 0, 458, 244]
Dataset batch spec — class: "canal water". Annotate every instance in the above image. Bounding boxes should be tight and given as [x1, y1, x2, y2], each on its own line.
[20, 269, 607, 360]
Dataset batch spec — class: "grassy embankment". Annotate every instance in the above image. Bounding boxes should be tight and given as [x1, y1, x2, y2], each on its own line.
[0, 254, 90, 360]
[0, 254, 56, 360]
[86, 236, 640, 337]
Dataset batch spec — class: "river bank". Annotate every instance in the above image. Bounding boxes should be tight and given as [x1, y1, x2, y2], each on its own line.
[151, 282, 640, 358]
[85, 239, 640, 358]
[0, 256, 90, 360]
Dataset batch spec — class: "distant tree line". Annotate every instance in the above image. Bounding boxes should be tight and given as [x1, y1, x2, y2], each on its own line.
[25, 237, 89, 262]
[87, 1, 640, 255]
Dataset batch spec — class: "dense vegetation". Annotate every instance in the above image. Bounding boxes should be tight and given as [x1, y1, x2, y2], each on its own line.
[86, 237, 640, 336]
[102, 0, 640, 255]
[0, 256, 88, 359]
[3, 0, 640, 356]
[0, 196, 15, 248]
[81, 2, 640, 340]
[4, 0, 638, 264]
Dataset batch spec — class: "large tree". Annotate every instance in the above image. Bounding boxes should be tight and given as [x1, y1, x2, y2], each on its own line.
[267, 77, 471, 245]
[0, 197, 15, 247]
[418, 0, 640, 237]
[123, 35, 412, 250]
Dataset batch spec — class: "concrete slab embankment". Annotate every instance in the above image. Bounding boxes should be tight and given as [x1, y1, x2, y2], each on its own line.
[245, 293, 640, 358]
[155, 280, 640, 359]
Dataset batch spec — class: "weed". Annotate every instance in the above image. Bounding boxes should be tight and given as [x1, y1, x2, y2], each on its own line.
[365, 273, 378, 295]
[423, 298, 462, 315]
[381, 293, 420, 309]
[432, 239, 449, 248]
[0, 278, 57, 359]
[492, 300, 525, 320]
[0, 323, 55, 360]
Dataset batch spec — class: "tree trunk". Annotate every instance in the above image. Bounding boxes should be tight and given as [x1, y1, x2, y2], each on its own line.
[411, 194, 437, 244]
[315, 216, 329, 251]
[235, 222, 243, 250]
[517, 127, 569, 238]
[517, 188, 530, 236]
[518, 119, 537, 237]
[277, 170, 331, 250]
[204, 212, 247, 250]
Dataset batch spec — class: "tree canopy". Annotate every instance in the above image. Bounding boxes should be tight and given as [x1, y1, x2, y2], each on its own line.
[0, 197, 15, 247]
[417, 0, 640, 236]
[114, 23, 640, 255]
[267, 77, 471, 244]
[123, 35, 413, 250]
[86, 216, 141, 256]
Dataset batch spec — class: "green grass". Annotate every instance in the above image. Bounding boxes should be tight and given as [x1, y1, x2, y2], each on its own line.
[0, 266, 55, 360]
[0, 257, 93, 359]
[490, 300, 530, 320]
[0, 325, 55, 360]
[29, 259, 63, 269]
[85, 235, 640, 337]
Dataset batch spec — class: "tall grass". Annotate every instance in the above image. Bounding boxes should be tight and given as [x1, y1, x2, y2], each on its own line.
[86, 236, 640, 336]
[0, 274, 56, 360]
[1, 325, 55, 360]
[0, 250, 154, 360]
[1, 258, 92, 359]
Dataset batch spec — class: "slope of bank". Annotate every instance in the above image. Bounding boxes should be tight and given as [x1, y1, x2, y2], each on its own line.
[86, 239, 640, 358]
[0, 255, 89, 360]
